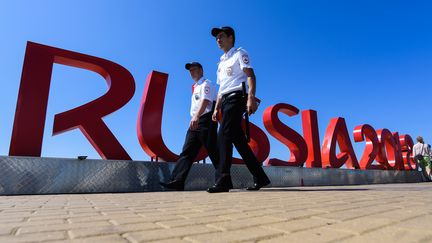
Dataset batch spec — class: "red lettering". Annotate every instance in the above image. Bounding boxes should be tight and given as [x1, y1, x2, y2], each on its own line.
[9, 42, 134, 160]
[376, 129, 401, 170]
[399, 134, 416, 170]
[302, 110, 322, 168]
[353, 124, 382, 170]
[392, 132, 405, 170]
[263, 103, 307, 166]
[136, 71, 207, 162]
[8, 42, 417, 170]
[322, 118, 360, 169]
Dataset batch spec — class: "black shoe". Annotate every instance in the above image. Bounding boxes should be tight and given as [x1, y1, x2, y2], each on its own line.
[227, 181, 234, 189]
[246, 178, 270, 191]
[159, 180, 184, 191]
[214, 175, 234, 190]
[206, 185, 230, 193]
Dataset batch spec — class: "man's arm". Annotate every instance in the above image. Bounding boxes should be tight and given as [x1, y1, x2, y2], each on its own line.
[212, 93, 222, 122]
[427, 144, 432, 157]
[190, 99, 210, 130]
[243, 67, 257, 115]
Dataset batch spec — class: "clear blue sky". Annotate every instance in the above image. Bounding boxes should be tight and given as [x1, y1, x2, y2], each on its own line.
[1, 0, 431, 162]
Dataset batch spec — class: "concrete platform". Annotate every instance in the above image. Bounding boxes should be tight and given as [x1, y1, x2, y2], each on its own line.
[0, 183, 431, 242]
[0, 156, 425, 195]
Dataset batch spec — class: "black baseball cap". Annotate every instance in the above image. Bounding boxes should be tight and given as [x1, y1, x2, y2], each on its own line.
[211, 26, 234, 37]
[211, 26, 235, 44]
[185, 62, 202, 70]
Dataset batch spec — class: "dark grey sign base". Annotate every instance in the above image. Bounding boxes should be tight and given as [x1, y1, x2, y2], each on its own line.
[0, 156, 425, 195]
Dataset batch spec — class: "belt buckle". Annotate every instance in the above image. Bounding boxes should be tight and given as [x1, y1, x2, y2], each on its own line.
[229, 91, 241, 98]
[228, 92, 237, 98]
[222, 91, 241, 102]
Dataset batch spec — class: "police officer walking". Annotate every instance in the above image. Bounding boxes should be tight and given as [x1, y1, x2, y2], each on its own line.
[207, 26, 271, 193]
[160, 62, 219, 191]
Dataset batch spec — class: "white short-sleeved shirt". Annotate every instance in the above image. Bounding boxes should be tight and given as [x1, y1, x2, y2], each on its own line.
[413, 142, 432, 157]
[217, 47, 252, 96]
[190, 77, 216, 117]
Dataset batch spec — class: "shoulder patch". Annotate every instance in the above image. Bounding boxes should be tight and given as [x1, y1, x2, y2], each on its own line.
[242, 54, 250, 64]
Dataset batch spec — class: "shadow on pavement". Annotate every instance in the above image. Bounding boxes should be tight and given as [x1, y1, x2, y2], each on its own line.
[260, 188, 370, 192]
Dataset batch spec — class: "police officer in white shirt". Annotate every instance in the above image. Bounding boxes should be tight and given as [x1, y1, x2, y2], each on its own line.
[207, 26, 271, 193]
[160, 62, 220, 191]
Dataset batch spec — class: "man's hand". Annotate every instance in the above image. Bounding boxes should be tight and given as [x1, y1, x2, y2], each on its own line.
[243, 68, 257, 116]
[247, 96, 258, 115]
[190, 115, 199, 130]
[212, 110, 218, 122]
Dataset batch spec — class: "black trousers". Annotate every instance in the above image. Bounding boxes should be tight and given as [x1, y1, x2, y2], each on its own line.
[170, 112, 219, 182]
[216, 93, 269, 186]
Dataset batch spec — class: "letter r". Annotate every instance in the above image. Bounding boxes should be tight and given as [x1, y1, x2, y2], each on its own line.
[9, 42, 135, 160]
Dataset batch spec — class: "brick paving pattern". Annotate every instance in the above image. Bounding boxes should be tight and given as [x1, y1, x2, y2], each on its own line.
[1, 183, 431, 242]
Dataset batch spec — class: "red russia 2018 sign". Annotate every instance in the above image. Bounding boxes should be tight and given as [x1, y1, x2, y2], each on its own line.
[8, 42, 416, 171]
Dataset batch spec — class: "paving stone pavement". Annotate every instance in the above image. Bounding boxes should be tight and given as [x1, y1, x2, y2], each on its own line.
[1, 183, 432, 243]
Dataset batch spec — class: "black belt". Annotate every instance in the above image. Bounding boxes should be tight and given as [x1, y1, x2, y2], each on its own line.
[221, 91, 243, 101]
